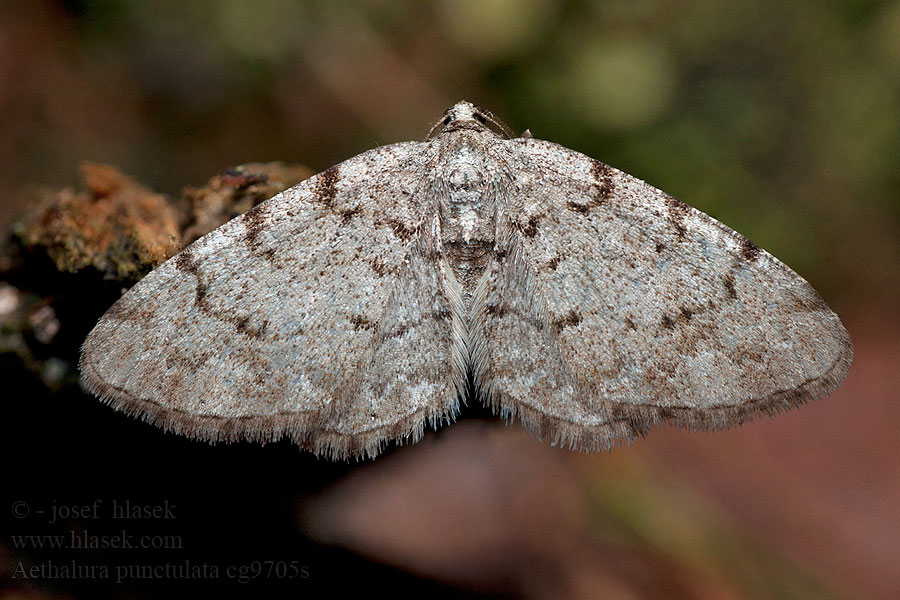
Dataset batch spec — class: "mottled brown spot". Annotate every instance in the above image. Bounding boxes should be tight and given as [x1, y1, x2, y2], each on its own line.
[566, 201, 591, 214]
[590, 160, 611, 178]
[516, 215, 539, 237]
[740, 237, 761, 262]
[591, 159, 615, 198]
[350, 314, 375, 331]
[174, 247, 194, 274]
[234, 315, 250, 332]
[547, 254, 562, 270]
[381, 309, 452, 340]
[383, 216, 416, 241]
[234, 315, 269, 339]
[661, 314, 675, 330]
[485, 304, 507, 318]
[624, 317, 637, 331]
[243, 202, 268, 249]
[174, 248, 208, 306]
[369, 256, 388, 277]
[315, 165, 340, 208]
[192, 279, 209, 306]
[563, 162, 613, 215]
[680, 306, 694, 321]
[554, 310, 582, 332]
[339, 205, 362, 225]
[655, 242, 666, 253]
[723, 274, 738, 300]
[665, 195, 689, 238]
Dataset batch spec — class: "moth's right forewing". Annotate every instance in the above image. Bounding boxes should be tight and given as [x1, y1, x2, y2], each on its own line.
[485, 137, 851, 443]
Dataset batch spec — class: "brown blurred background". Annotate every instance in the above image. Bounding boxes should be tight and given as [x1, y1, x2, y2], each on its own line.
[1, 1, 898, 598]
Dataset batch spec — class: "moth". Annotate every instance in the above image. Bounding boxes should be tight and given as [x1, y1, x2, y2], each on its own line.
[80, 101, 852, 460]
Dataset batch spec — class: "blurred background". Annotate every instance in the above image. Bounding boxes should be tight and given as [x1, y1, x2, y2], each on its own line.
[1, 1, 898, 598]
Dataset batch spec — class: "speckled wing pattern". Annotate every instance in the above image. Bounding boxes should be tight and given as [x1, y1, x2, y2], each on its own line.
[80, 101, 852, 460]
[81, 142, 466, 459]
[473, 138, 852, 451]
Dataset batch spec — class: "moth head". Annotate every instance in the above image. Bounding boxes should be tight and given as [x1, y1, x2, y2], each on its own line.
[428, 100, 513, 139]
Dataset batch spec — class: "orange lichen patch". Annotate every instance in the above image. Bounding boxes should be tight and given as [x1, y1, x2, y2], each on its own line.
[13, 161, 313, 281]
[181, 162, 312, 244]
[15, 162, 183, 280]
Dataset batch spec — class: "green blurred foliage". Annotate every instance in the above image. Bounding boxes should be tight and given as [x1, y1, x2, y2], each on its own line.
[1, 0, 897, 302]
[586, 464, 853, 600]
[1, 3, 896, 598]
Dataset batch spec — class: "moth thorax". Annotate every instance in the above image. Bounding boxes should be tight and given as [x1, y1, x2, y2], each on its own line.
[440, 166, 495, 304]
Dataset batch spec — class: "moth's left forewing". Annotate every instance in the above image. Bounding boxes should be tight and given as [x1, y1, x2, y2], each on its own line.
[494, 137, 852, 440]
[80, 141, 467, 458]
